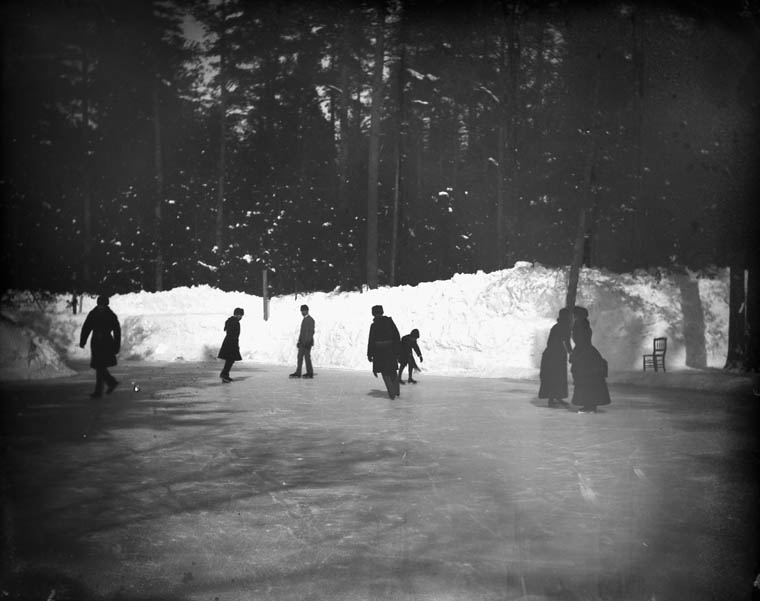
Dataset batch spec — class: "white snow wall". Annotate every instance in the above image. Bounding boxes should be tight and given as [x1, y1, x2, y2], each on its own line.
[1, 264, 729, 380]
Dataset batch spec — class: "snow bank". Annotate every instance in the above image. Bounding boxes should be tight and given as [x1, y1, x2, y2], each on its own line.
[0, 316, 76, 380]
[0, 264, 729, 381]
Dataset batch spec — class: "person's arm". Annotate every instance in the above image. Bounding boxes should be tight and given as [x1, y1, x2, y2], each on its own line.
[112, 314, 121, 354]
[391, 319, 401, 356]
[79, 313, 92, 348]
[367, 324, 375, 362]
[413, 341, 422, 361]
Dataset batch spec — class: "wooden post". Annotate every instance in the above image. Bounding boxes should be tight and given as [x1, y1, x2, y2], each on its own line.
[262, 269, 269, 321]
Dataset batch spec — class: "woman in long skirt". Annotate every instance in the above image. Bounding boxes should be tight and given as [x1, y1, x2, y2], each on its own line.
[570, 337, 611, 413]
[539, 308, 572, 407]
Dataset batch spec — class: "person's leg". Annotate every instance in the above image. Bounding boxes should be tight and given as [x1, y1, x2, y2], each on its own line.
[398, 357, 408, 384]
[92, 368, 105, 397]
[105, 368, 119, 393]
[407, 353, 417, 383]
[381, 372, 396, 399]
[304, 347, 313, 376]
[220, 358, 234, 380]
[296, 346, 304, 374]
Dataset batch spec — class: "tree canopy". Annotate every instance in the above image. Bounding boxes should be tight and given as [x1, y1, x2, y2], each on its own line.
[2, 0, 758, 297]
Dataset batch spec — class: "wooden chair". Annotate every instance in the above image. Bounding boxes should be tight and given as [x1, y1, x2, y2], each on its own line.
[643, 337, 667, 372]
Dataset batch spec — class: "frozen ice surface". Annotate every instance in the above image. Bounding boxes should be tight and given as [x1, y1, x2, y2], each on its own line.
[0, 362, 757, 599]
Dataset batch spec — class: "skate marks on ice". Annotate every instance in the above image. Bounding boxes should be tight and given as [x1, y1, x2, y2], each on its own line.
[1, 364, 758, 600]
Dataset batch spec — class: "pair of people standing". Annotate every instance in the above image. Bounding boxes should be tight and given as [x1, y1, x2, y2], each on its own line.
[367, 305, 424, 399]
[216, 305, 316, 381]
[538, 305, 610, 413]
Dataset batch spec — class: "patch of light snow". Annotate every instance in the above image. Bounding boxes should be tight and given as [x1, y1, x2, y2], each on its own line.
[0, 264, 731, 382]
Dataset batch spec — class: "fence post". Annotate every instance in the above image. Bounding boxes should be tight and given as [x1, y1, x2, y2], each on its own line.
[262, 269, 269, 321]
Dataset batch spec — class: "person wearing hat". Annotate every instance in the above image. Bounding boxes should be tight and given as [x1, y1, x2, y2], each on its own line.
[538, 307, 572, 407]
[79, 295, 121, 398]
[398, 328, 423, 385]
[218, 307, 244, 383]
[367, 305, 401, 399]
[289, 304, 315, 378]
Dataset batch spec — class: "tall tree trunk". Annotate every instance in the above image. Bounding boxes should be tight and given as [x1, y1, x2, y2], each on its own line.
[724, 261, 746, 369]
[566, 207, 586, 309]
[337, 15, 351, 221]
[80, 48, 92, 290]
[153, 84, 164, 291]
[744, 228, 760, 372]
[504, 1, 521, 238]
[567, 45, 601, 306]
[390, 16, 406, 286]
[366, 4, 385, 289]
[215, 26, 227, 280]
[631, 5, 646, 267]
[534, 19, 547, 135]
[495, 124, 505, 270]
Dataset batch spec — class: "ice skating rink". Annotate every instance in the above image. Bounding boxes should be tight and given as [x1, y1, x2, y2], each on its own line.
[1, 362, 758, 600]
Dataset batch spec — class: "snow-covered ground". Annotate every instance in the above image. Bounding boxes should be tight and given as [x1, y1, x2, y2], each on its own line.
[0, 262, 740, 389]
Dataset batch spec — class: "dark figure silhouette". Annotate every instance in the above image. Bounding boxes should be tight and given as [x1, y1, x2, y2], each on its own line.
[218, 307, 244, 382]
[367, 305, 401, 399]
[571, 305, 592, 348]
[570, 335, 611, 413]
[538, 308, 572, 406]
[79, 295, 121, 399]
[290, 304, 315, 378]
[398, 329, 423, 384]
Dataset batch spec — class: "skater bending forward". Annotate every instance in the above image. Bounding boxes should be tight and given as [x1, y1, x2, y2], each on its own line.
[367, 305, 401, 399]
[218, 307, 244, 382]
[398, 328, 423, 384]
[79, 295, 121, 398]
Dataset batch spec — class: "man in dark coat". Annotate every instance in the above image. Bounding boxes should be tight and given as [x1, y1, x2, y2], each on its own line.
[79, 295, 121, 399]
[367, 305, 401, 399]
[570, 336, 611, 413]
[539, 308, 572, 407]
[398, 328, 423, 385]
[218, 307, 244, 383]
[289, 304, 315, 378]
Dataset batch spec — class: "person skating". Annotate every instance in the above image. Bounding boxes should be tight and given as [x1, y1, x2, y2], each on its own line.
[289, 304, 315, 379]
[538, 308, 572, 407]
[398, 328, 423, 384]
[367, 305, 401, 399]
[218, 307, 244, 383]
[570, 334, 610, 413]
[79, 295, 121, 399]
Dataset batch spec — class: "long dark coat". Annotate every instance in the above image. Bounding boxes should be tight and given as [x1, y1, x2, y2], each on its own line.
[217, 316, 242, 361]
[80, 306, 121, 369]
[367, 315, 401, 374]
[538, 322, 571, 399]
[571, 343, 611, 408]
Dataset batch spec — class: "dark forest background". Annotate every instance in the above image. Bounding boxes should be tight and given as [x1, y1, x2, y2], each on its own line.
[2, 1, 759, 340]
